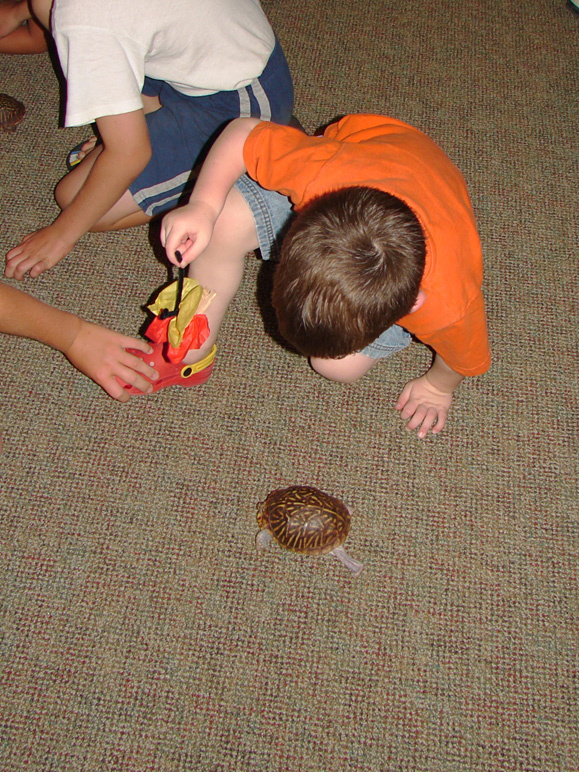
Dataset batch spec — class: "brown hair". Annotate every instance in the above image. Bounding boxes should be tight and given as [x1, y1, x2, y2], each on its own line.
[271, 186, 426, 359]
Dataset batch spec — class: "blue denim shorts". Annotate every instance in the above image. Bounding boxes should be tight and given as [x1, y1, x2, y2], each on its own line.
[233, 173, 295, 260]
[233, 173, 412, 360]
[359, 324, 412, 358]
[130, 38, 294, 217]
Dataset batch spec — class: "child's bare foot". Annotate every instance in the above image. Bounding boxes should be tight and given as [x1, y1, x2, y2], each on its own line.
[68, 136, 98, 168]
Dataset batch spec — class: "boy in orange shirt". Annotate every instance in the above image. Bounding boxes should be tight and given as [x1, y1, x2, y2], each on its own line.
[132, 115, 491, 439]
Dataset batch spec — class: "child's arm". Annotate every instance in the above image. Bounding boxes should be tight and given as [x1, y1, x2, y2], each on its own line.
[0, 8, 48, 54]
[0, 282, 158, 401]
[5, 109, 151, 280]
[162, 117, 261, 265]
[395, 354, 465, 438]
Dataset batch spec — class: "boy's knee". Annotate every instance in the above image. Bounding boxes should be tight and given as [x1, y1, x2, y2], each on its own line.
[54, 173, 78, 211]
[213, 188, 258, 252]
[310, 353, 377, 383]
[310, 356, 359, 383]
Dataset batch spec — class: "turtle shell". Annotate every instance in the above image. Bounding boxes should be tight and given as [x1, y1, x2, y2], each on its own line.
[0, 94, 25, 132]
[257, 485, 350, 556]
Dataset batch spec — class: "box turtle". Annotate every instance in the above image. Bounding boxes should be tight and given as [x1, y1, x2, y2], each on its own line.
[0, 94, 25, 132]
[256, 485, 363, 575]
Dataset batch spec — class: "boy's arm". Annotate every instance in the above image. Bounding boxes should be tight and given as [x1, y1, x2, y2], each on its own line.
[5, 109, 151, 280]
[395, 354, 465, 438]
[0, 15, 48, 54]
[162, 117, 261, 265]
[0, 283, 157, 401]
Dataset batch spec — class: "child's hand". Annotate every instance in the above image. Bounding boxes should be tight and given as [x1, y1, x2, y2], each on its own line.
[395, 374, 453, 438]
[5, 225, 75, 280]
[161, 201, 218, 267]
[64, 321, 158, 402]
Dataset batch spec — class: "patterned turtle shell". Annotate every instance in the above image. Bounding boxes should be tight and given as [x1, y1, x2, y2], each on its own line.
[0, 94, 25, 132]
[257, 485, 351, 556]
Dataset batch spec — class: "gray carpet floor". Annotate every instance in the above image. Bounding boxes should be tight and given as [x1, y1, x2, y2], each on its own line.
[1, 1, 578, 770]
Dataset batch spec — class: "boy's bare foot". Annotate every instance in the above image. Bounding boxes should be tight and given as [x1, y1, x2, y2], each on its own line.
[68, 136, 98, 168]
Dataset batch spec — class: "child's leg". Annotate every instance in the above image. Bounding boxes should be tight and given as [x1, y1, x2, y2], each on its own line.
[123, 177, 289, 394]
[55, 145, 151, 231]
[120, 184, 259, 394]
[182, 187, 259, 364]
[68, 96, 161, 168]
[311, 325, 413, 383]
[0, 0, 29, 39]
[0, 2, 47, 54]
[128, 50, 293, 221]
[310, 353, 378, 383]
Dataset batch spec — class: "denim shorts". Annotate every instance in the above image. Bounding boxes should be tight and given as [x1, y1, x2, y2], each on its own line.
[233, 173, 412, 360]
[130, 38, 294, 217]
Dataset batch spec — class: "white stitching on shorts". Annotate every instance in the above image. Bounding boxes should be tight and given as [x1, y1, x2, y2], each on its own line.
[238, 87, 252, 117]
[250, 80, 271, 121]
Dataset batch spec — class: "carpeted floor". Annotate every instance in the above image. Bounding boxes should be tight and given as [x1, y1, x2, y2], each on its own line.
[1, 1, 578, 770]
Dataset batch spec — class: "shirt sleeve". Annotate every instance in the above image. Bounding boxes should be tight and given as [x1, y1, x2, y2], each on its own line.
[322, 114, 413, 144]
[243, 122, 340, 207]
[414, 293, 492, 376]
[53, 28, 145, 126]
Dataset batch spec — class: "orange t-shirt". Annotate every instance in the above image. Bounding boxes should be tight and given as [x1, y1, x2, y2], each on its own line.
[243, 114, 491, 376]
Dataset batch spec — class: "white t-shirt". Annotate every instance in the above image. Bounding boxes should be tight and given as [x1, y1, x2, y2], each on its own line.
[51, 0, 276, 126]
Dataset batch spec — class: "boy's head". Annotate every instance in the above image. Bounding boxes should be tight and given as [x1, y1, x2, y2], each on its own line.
[272, 186, 426, 359]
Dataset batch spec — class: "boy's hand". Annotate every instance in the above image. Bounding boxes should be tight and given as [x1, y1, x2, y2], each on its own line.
[5, 224, 75, 280]
[161, 201, 218, 267]
[395, 374, 453, 438]
[64, 321, 158, 402]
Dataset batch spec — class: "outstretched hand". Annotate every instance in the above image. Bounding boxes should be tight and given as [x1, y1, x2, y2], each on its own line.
[64, 321, 158, 402]
[161, 201, 218, 267]
[5, 225, 74, 280]
[395, 374, 453, 438]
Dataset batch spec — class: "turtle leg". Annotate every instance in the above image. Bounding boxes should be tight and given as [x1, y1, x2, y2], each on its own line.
[255, 529, 273, 550]
[330, 545, 364, 576]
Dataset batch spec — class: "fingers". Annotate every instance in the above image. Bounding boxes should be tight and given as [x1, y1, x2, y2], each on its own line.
[164, 228, 196, 266]
[5, 228, 68, 279]
[400, 403, 447, 439]
[394, 376, 453, 438]
[103, 364, 155, 401]
[120, 336, 153, 355]
[118, 369, 155, 396]
[395, 392, 445, 438]
[102, 380, 132, 402]
[75, 337, 158, 401]
[172, 242, 201, 267]
[162, 228, 190, 266]
[430, 412, 447, 435]
[161, 203, 215, 266]
[5, 251, 49, 280]
[126, 354, 158, 381]
[121, 343, 158, 380]
[394, 385, 411, 412]
[404, 406, 439, 438]
[397, 396, 419, 421]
